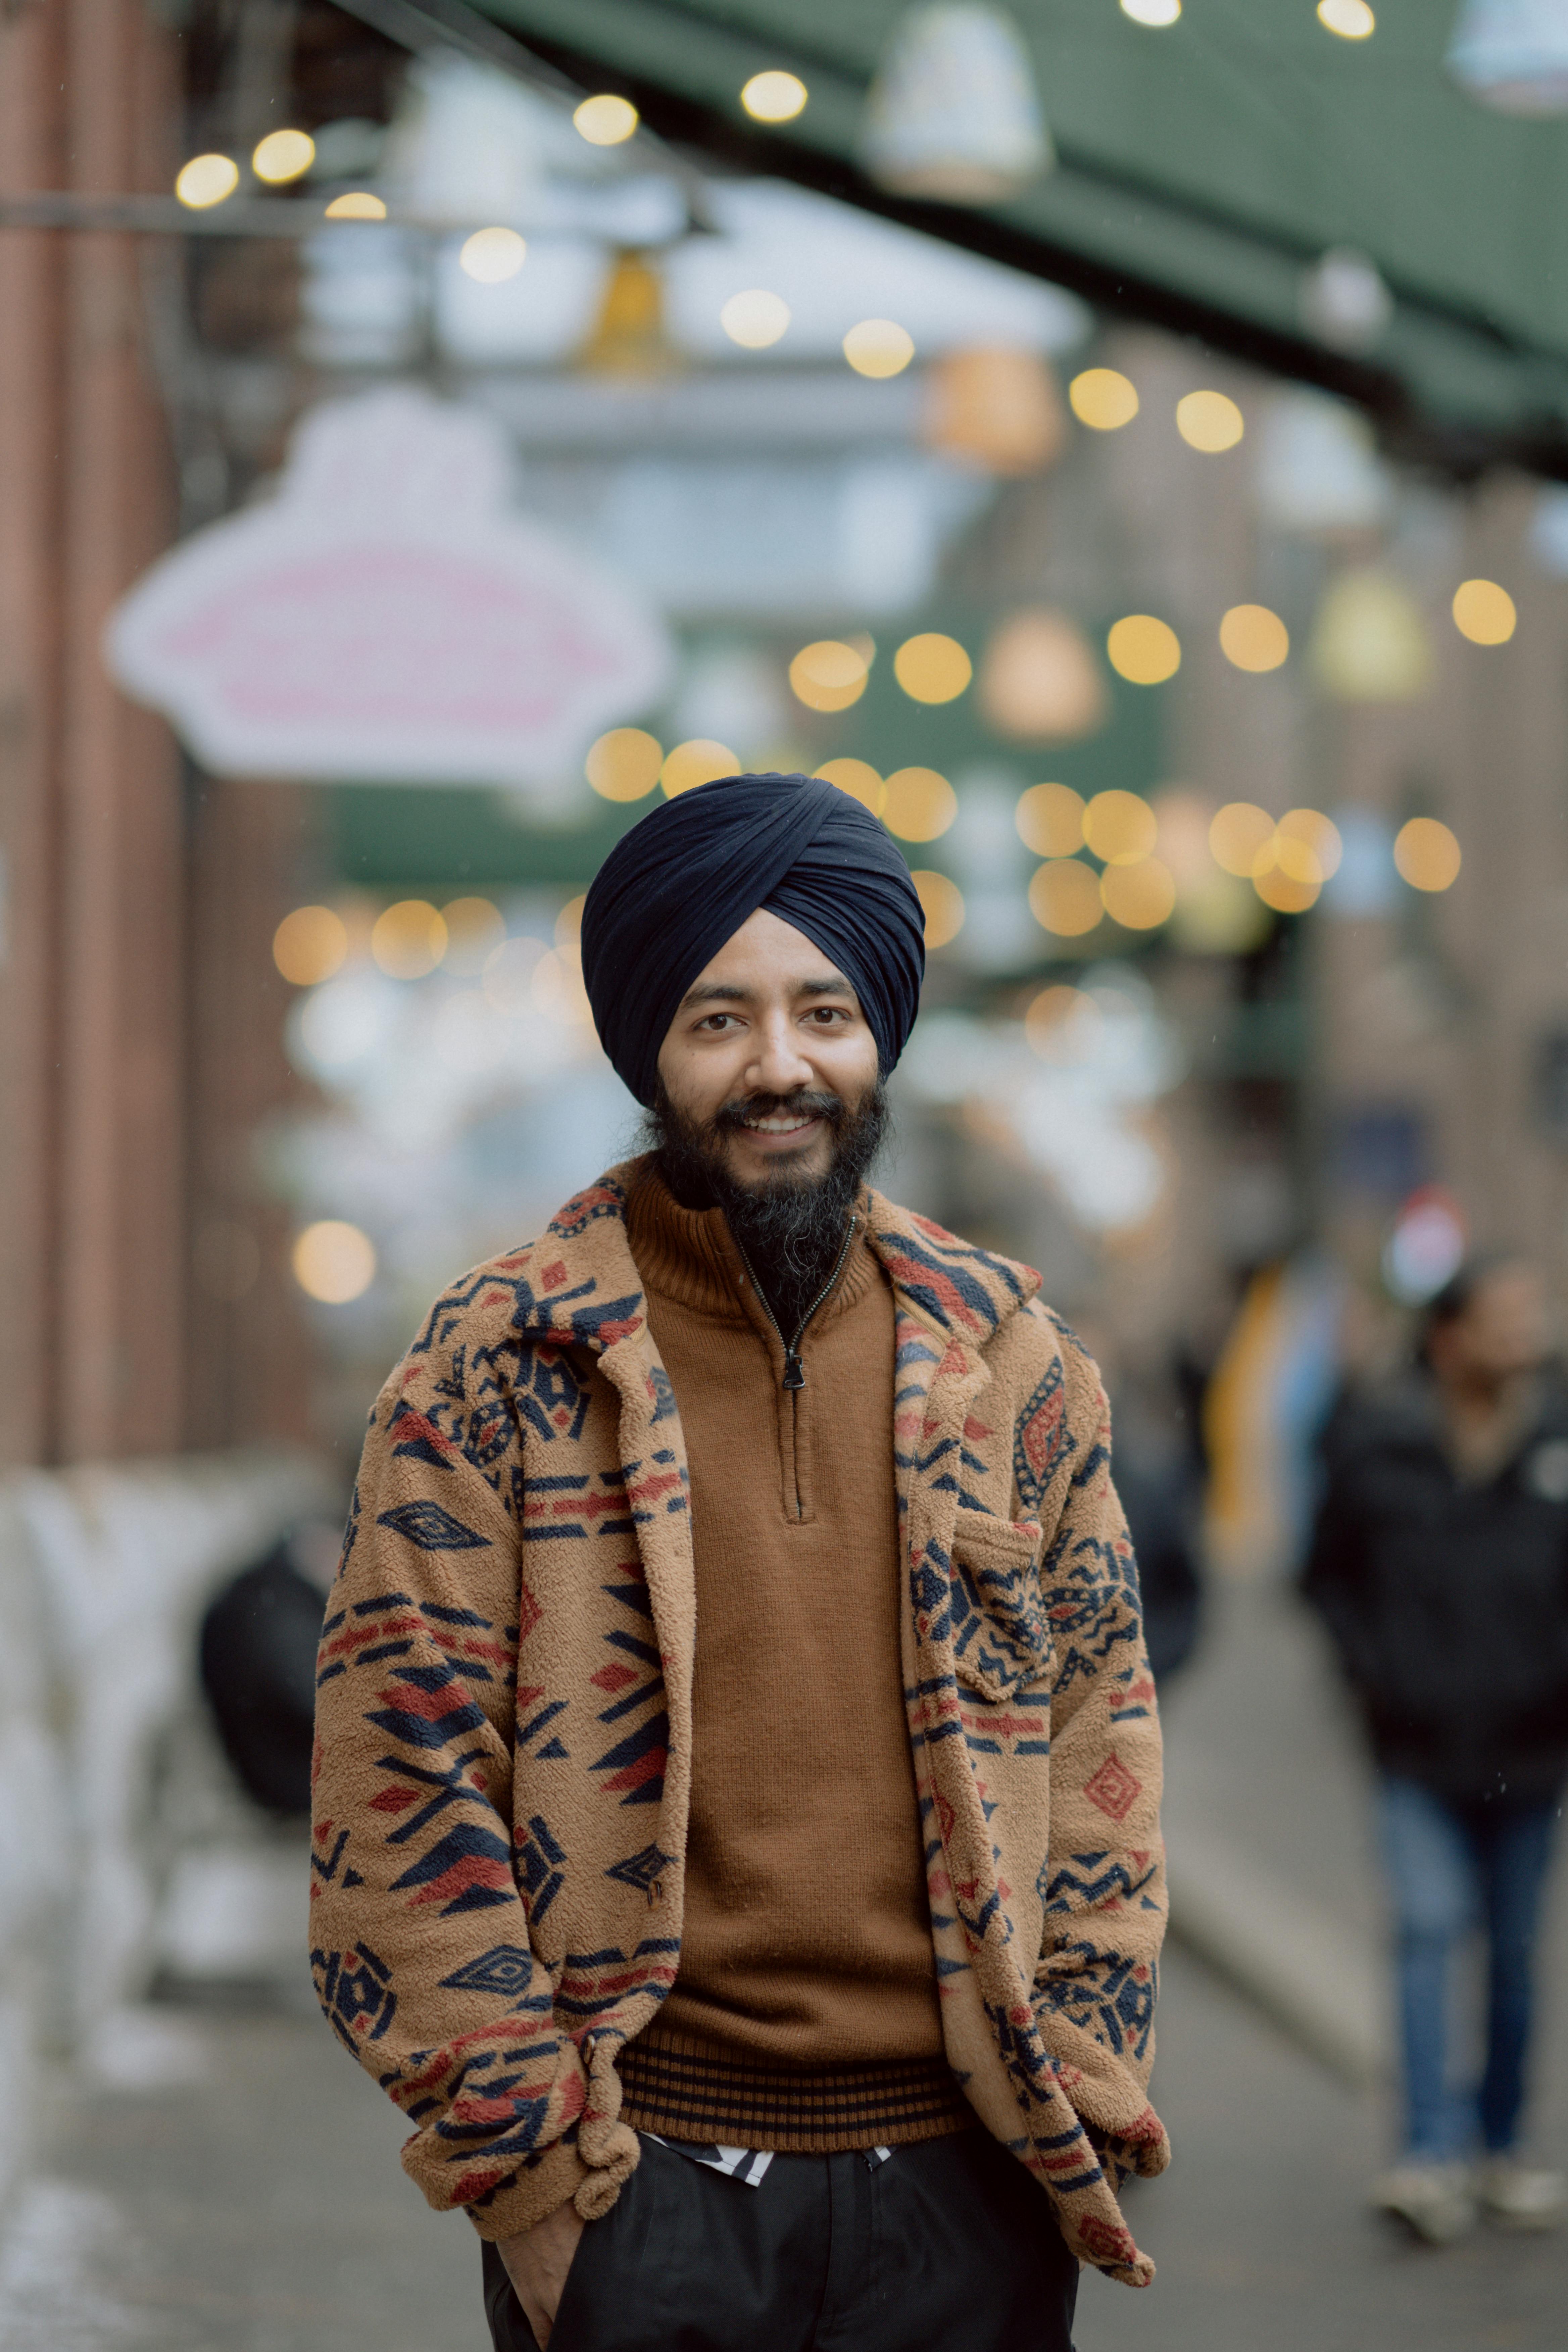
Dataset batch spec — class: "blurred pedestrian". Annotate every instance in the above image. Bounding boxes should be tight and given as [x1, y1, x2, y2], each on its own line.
[310, 774, 1168, 2351]
[1303, 1257, 1568, 2243]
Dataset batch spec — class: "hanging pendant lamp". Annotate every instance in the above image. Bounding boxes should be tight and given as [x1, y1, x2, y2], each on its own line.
[1447, 0, 1568, 114]
[861, 6, 1051, 204]
[577, 248, 680, 376]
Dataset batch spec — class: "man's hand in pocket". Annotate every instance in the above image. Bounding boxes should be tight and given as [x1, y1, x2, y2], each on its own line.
[499, 2199, 587, 2348]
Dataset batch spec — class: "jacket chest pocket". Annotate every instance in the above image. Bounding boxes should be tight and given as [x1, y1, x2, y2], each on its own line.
[946, 1510, 1052, 1700]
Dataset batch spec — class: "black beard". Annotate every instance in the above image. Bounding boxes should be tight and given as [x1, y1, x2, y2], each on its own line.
[644, 1078, 889, 1342]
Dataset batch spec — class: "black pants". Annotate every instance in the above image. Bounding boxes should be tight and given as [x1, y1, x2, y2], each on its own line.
[482, 2129, 1079, 2352]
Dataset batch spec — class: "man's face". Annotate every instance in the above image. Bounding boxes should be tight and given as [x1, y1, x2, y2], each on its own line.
[1440, 1265, 1549, 1387]
[654, 908, 881, 1193]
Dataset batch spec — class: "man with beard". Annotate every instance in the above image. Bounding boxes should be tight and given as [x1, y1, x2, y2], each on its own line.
[310, 773, 1167, 2352]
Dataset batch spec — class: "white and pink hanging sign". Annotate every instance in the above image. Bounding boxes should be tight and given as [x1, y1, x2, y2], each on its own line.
[106, 387, 672, 790]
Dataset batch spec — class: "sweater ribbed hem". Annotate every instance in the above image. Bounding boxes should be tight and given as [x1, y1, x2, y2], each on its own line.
[617, 2028, 971, 2152]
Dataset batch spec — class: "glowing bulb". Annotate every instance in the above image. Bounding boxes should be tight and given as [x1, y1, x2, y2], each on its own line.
[1101, 859, 1176, 929]
[1176, 389, 1244, 452]
[912, 870, 965, 948]
[844, 318, 915, 378]
[273, 905, 348, 986]
[1209, 802, 1276, 877]
[893, 634, 971, 703]
[721, 289, 791, 349]
[1219, 604, 1290, 672]
[252, 129, 315, 184]
[1107, 615, 1181, 685]
[459, 227, 527, 284]
[661, 740, 739, 796]
[573, 94, 639, 145]
[882, 767, 957, 841]
[790, 640, 869, 712]
[1394, 817, 1461, 892]
[292, 1221, 376, 1305]
[1029, 859, 1102, 938]
[1083, 790, 1158, 866]
[1121, 0, 1180, 19]
[176, 154, 239, 208]
[1068, 368, 1139, 430]
[1016, 783, 1086, 859]
[1452, 578, 1516, 645]
[1318, 0, 1374, 35]
[586, 728, 664, 802]
[741, 70, 808, 121]
[324, 191, 386, 219]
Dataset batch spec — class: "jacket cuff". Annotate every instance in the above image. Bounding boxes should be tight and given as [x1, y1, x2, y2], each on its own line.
[461, 2142, 595, 2242]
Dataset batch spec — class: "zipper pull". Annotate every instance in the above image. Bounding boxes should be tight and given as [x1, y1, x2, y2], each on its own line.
[782, 1350, 805, 1391]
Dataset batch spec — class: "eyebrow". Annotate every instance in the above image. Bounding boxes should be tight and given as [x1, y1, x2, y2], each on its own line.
[678, 976, 857, 1011]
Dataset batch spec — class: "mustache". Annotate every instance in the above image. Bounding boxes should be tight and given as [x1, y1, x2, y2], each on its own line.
[714, 1090, 846, 1133]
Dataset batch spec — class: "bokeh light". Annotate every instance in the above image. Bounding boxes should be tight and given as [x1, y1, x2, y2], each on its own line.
[574, 94, 640, 145]
[1015, 782, 1086, 858]
[252, 129, 314, 184]
[533, 943, 594, 1022]
[844, 318, 915, 378]
[441, 897, 505, 975]
[893, 633, 972, 702]
[1084, 789, 1158, 865]
[1254, 865, 1320, 914]
[1068, 368, 1139, 430]
[662, 739, 739, 795]
[1318, 0, 1374, 34]
[721, 289, 791, 348]
[1220, 604, 1290, 672]
[883, 767, 958, 840]
[1272, 808, 1343, 883]
[790, 639, 870, 712]
[1310, 568, 1432, 701]
[273, 904, 348, 986]
[556, 895, 586, 947]
[1029, 859, 1103, 937]
[1107, 615, 1181, 684]
[1210, 801, 1276, 876]
[371, 899, 447, 978]
[912, 870, 965, 948]
[1394, 817, 1462, 891]
[1121, 0, 1180, 19]
[587, 726, 664, 800]
[980, 609, 1106, 739]
[1149, 789, 1214, 887]
[1101, 858, 1176, 929]
[1176, 390, 1244, 452]
[176, 154, 239, 208]
[1452, 578, 1516, 645]
[292, 1220, 376, 1304]
[741, 70, 808, 120]
[459, 227, 527, 284]
[815, 758, 885, 813]
[324, 191, 386, 218]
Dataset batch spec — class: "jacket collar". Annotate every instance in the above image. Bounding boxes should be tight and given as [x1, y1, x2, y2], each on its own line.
[505, 1157, 1040, 1358]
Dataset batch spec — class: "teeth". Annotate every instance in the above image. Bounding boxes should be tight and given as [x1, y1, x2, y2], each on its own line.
[744, 1114, 814, 1133]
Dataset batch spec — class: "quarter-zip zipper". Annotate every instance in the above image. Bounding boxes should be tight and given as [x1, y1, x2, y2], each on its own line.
[733, 1218, 857, 1392]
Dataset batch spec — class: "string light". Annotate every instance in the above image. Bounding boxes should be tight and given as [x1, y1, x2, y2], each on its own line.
[883, 767, 958, 841]
[252, 129, 315, 184]
[791, 640, 871, 712]
[1176, 390, 1244, 451]
[1015, 782, 1086, 858]
[273, 905, 348, 986]
[741, 70, 808, 121]
[1101, 859, 1176, 929]
[1069, 368, 1139, 430]
[893, 633, 971, 703]
[1209, 802, 1276, 877]
[574, 94, 640, 144]
[586, 728, 664, 801]
[1083, 790, 1158, 865]
[176, 154, 239, 208]
[1029, 859, 1102, 937]
[1107, 615, 1181, 684]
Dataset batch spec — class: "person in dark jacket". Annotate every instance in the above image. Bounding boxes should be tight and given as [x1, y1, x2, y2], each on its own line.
[1303, 1257, 1568, 2244]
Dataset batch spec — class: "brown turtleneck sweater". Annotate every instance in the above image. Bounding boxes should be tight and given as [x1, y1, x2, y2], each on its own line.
[615, 1167, 965, 2151]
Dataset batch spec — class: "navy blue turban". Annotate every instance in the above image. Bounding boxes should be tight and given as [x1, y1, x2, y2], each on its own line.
[580, 772, 927, 1106]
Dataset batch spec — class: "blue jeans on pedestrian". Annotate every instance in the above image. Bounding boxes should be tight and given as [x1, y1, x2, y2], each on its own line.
[1378, 1776, 1561, 2161]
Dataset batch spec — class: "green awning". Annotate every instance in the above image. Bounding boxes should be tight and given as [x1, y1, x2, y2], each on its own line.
[451, 0, 1568, 477]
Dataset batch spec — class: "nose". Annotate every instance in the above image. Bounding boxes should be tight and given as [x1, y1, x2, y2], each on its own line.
[746, 1009, 816, 1098]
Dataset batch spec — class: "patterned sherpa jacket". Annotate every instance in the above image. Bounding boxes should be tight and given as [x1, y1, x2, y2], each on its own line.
[310, 1160, 1170, 2286]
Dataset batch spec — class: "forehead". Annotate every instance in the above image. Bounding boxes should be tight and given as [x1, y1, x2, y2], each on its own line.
[686, 906, 853, 997]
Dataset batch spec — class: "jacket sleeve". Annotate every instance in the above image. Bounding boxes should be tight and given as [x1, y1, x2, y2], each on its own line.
[309, 1337, 593, 2242]
[1028, 1327, 1169, 2180]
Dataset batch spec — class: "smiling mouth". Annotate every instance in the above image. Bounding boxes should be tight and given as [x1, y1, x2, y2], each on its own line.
[740, 1112, 820, 1135]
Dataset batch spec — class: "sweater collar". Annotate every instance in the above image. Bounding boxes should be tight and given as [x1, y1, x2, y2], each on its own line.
[508, 1156, 1040, 1353]
[623, 1161, 882, 1327]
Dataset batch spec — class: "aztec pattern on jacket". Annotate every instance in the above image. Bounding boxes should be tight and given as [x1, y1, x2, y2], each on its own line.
[309, 1161, 1170, 2286]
